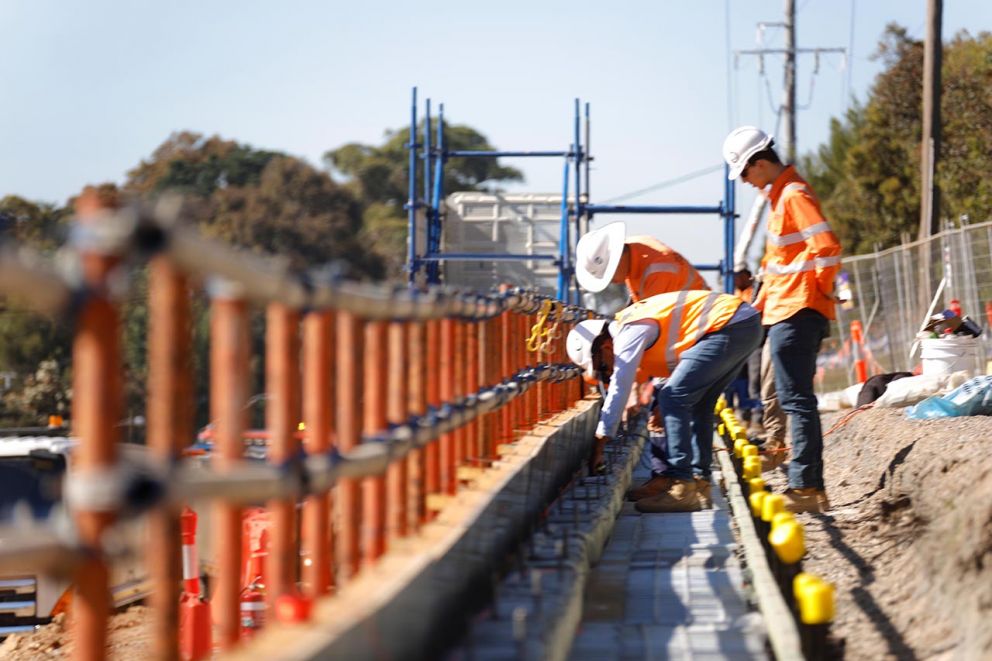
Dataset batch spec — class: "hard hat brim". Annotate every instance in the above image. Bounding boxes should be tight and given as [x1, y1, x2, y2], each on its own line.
[726, 134, 774, 180]
[576, 222, 626, 293]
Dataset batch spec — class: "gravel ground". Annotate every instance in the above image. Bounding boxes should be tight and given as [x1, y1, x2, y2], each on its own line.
[0, 606, 151, 660]
[765, 407, 992, 660]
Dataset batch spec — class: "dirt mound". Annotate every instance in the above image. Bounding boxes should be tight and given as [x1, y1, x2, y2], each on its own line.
[766, 408, 992, 659]
[0, 605, 151, 660]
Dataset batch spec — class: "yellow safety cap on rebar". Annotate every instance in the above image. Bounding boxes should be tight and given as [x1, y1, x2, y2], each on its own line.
[769, 520, 805, 564]
[797, 579, 835, 624]
[761, 493, 786, 522]
[771, 511, 796, 532]
[793, 572, 821, 600]
[742, 444, 759, 459]
[749, 490, 767, 518]
[748, 477, 765, 493]
[715, 396, 727, 413]
[717, 423, 726, 437]
[743, 457, 762, 480]
[733, 437, 748, 458]
[733, 428, 750, 442]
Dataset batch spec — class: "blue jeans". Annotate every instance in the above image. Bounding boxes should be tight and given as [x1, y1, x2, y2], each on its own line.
[658, 316, 763, 481]
[767, 309, 829, 489]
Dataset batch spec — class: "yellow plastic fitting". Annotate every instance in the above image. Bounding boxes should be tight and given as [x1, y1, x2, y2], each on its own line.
[769, 520, 806, 564]
[717, 423, 726, 436]
[793, 572, 821, 600]
[743, 457, 762, 480]
[761, 493, 786, 522]
[771, 510, 795, 531]
[748, 477, 766, 493]
[742, 444, 759, 459]
[749, 490, 767, 518]
[733, 437, 748, 458]
[797, 578, 835, 624]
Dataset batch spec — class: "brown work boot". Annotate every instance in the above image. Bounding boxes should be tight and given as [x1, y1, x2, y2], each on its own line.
[588, 436, 607, 476]
[634, 479, 700, 513]
[695, 477, 712, 509]
[782, 488, 830, 514]
[626, 475, 673, 501]
[761, 438, 788, 471]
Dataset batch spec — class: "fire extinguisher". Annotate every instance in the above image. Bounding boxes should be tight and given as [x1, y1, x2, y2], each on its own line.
[239, 581, 265, 639]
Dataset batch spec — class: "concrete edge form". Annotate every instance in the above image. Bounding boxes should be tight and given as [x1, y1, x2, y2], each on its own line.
[714, 433, 804, 661]
[222, 398, 602, 661]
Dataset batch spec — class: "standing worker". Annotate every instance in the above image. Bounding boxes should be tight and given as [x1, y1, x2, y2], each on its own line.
[566, 291, 762, 512]
[722, 126, 842, 513]
[575, 223, 710, 501]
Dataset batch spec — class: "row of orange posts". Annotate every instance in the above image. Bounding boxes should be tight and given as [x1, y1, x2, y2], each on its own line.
[54, 190, 592, 661]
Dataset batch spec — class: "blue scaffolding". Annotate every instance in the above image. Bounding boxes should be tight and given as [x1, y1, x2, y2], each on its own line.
[405, 88, 738, 299]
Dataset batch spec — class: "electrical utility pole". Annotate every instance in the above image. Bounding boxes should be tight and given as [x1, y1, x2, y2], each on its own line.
[919, 0, 942, 240]
[735, 0, 845, 163]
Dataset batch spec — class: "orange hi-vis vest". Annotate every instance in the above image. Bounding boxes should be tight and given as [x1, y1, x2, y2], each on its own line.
[615, 290, 743, 378]
[625, 236, 709, 302]
[756, 166, 842, 325]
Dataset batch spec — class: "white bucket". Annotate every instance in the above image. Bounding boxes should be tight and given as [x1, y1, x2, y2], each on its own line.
[920, 336, 980, 376]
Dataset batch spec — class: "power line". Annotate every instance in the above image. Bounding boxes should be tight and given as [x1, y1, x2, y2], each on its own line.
[599, 164, 725, 205]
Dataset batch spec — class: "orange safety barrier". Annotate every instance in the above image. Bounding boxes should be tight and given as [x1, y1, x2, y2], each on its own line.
[850, 320, 867, 384]
[0, 195, 593, 660]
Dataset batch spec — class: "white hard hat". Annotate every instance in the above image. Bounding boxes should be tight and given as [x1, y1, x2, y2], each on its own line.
[722, 126, 773, 180]
[575, 222, 626, 293]
[566, 319, 611, 379]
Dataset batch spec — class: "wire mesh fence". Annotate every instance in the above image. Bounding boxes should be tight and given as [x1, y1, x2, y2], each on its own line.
[818, 219, 992, 393]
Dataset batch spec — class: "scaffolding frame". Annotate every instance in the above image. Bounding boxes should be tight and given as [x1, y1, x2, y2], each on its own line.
[405, 87, 738, 298]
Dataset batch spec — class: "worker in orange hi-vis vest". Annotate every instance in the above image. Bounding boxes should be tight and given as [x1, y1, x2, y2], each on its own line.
[566, 291, 762, 513]
[723, 126, 842, 514]
[575, 222, 710, 500]
[575, 222, 708, 302]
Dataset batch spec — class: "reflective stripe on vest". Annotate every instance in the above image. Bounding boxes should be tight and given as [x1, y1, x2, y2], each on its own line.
[639, 262, 681, 294]
[687, 292, 722, 348]
[664, 290, 689, 370]
[766, 221, 833, 247]
[764, 255, 841, 275]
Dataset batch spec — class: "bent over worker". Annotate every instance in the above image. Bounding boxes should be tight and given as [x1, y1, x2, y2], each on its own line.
[575, 222, 709, 488]
[723, 126, 842, 513]
[566, 291, 762, 512]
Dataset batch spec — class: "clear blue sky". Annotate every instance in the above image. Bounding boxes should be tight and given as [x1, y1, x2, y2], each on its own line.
[3, 1, 990, 277]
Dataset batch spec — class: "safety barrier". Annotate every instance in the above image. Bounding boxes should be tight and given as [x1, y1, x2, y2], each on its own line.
[715, 400, 835, 661]
[0, 191, 595, 660]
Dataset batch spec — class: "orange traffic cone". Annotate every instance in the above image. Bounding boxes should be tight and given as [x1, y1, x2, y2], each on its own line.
[179, 506, 212, 661]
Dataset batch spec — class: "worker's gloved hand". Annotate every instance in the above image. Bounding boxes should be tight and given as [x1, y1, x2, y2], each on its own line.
[589, 434, 608, 476]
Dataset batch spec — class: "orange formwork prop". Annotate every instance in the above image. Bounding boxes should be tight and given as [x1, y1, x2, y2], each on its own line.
[70, 190, 122, 661]
[439, 318, 457, 495]
[209, 295, 250, 649]
[850, 320, 868, 384]
[406, 321, 426, 531]
[301, 310, 334, 596]
[362, 321, 388, 565]
[465, 320, 480, 465]
[264, 304, 302, 612]
[335, 311, 363, 582]
[386, 321, 408, 542]
[146, 257, 192, 661]
[499, 311, 513, 451]
[452, 320, 467, 473]
[424, 319, 441, 503]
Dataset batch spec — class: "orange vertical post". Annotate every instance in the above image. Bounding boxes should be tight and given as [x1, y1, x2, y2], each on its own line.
[424, 319, 442, 503]
[265, 304, 301, 611]
[499, 311, 512, 451]
[407, 321, 427, 530]
[302, 310, 334, 596]
[850, 320, 868, 384]
[465, 320, 480, 465]
[362, 321, 388, 565]
[452, 320, 467, 475]
[70, 190, 122, 661]
[209, 294, 250, 649]
[439, 319, 457, 494]
[335, 311, 363, 582]
[386, 321, 408, 542]
[147, 257, 192, 661]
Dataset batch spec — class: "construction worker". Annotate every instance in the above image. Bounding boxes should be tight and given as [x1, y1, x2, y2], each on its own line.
[566, 290, 762, 512]
[722, 126, 842, 513]
[575, 222, 709, 498]
[575, 221, 708, 302]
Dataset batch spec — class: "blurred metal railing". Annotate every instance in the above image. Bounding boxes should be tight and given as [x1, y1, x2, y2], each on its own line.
[0, 191, 596, 660]
[819, 219, 992, 392]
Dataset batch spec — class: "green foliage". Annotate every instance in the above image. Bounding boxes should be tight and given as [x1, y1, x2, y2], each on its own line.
[803, 25, 992, 255]
[325, 121, 524, 275]
[0, 195, 69, 253]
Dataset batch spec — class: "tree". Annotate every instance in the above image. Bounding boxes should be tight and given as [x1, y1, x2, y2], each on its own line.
[325, 122, 524, 276]
[803, 26, 992, 255]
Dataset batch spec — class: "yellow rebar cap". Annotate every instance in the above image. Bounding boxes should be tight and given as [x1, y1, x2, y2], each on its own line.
[749, 490, 767, 518]
[769, 520, 805, 564]
[797, 577, 835, 624]
[742, 444, 759, 459]
[748, 477, 765, 493]
[761, 493, 786, 522]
